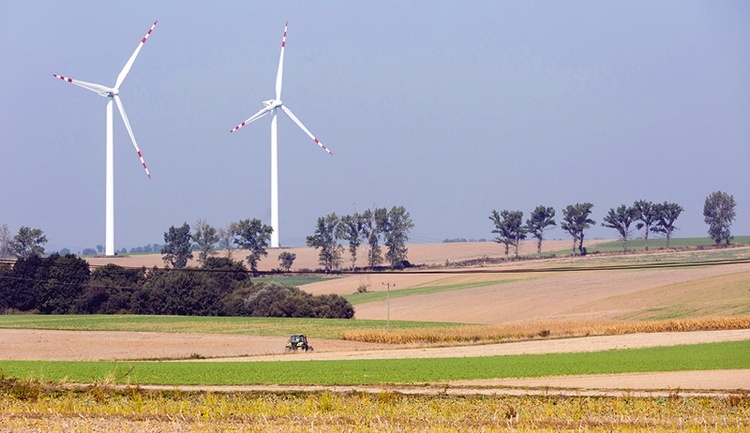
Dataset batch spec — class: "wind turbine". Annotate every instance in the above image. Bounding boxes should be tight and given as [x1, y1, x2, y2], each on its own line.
[230, 22, 333, 249]
[53, 21, 157, 256]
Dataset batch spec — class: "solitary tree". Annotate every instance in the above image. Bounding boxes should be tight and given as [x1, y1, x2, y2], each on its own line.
[233, 218, 273, 275]
[306, 213, 343, 272]
[218, 222, 238, 259]
[633, 200, 658, 251]
[0, 224, 11, 259]
[361, 208, 387, 269]
[526, 205, 556, 257]
[9, 226, 47, 258]
[339, 213, 365, 270]
[651, 201, 683, 247]
[193, 219, 219, 265]
[161, 223, 193, 269]
[490, 210, 526, 259]
[383, 206, 414, 269]
[703, 191, 736, 245]
[278, 251, 296, 272]
[601, 204, 638, 252]
[560, 203, 595, 255]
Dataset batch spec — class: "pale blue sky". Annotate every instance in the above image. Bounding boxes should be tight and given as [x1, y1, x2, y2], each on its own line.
[1, 1, 748, 252]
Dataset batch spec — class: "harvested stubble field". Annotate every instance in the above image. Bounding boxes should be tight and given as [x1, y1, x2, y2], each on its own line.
[2, 240, 750, 431]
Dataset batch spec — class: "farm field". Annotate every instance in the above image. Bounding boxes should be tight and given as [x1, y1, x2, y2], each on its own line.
[2, 240, 750, 431]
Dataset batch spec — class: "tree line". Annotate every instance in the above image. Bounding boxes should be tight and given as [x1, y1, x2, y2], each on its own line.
[158, 206, 413, 275]
[490, 191, 739, 257]
[306, 206, 415, 272]
[0, 254, 353, 318]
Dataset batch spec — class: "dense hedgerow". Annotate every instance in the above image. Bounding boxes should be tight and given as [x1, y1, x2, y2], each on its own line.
[0, 255, 352, 319]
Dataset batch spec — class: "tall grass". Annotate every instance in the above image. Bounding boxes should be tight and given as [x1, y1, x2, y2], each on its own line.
[342, 317, 750, 344]
[1, 382, 747, 432]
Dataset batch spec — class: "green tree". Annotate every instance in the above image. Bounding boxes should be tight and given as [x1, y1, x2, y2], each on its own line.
[703, 191, 736, 245]
[0, 262, 11, 309]
[633, 200, 658, 251]
[526, 205, 556, 258]
[651, 201, 683, 248]
[6, 255, 44, 311]
[141, 268, 223, 316]
[490, 209, 525, 259]
[76, 264, 145, 314]
[560, 203, 596, 256]
[278, 251, 296, 272]
[383, 206, 414, 269]
[193, 219, 219, 265]
[233, 218, 273, 275]
[339, 213, 365, 270]
[9, 226, 47, 258]
[307, 213, 343, 272]
[161, 223, 193, 269]
[38, 253, 90, 314]
[601, 204, 638, 252]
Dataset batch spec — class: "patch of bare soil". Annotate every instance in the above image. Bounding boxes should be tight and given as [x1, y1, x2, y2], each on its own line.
[351, 262, 750, 324]
[0, 329, 391, 361]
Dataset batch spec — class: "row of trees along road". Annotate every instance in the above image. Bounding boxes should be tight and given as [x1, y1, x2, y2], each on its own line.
[161, 218, 273, 275]
[307, 206, 415, 272]
[490, 191, 738, 256]
[161, 206, 414, 274]
[0, 191, 738, 263]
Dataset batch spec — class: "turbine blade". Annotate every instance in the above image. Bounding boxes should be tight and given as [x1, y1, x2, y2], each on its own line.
[230, 106, 272, 133]
[53, 74, 114, 96]
[280, 105, 333, 155]
[275, 22, 287, 100]
[113, 95, 151, 179]
[114, 20, 157, 90]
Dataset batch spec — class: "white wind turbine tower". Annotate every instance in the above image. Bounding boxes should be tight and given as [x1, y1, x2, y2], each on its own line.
[230, 22, 333, 248]
[53, 21, 157, 256]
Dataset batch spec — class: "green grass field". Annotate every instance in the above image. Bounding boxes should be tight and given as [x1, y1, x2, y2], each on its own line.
[0, 315, 470, 339]
[344, 278, 522, 305]
[1, 340, 746, 386]
[582, 236, 750, 254]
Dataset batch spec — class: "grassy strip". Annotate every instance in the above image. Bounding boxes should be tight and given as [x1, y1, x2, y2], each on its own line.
[560, 236, 750, 255]
[1, 341, 747, 386]
[254, 275, 332, 286]
[344, 279, 518, 305]
[0, 315, 469, 340]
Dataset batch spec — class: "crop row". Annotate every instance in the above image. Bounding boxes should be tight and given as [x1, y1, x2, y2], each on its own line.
[341, 317, 750, 344]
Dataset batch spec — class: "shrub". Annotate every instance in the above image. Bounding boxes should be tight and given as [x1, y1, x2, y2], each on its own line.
[235, 282, 353, 319]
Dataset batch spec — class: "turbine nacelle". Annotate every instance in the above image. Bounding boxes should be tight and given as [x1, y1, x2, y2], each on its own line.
[263, 99, 283, 109]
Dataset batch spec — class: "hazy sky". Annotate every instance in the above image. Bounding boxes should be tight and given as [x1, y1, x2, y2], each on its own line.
[2, 1, 748, 252]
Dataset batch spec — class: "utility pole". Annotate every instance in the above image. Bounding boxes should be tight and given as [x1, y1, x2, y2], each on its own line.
[382, 282, 395, 330]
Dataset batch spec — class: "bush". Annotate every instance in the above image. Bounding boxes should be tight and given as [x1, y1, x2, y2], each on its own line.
[235, 282, 354, 319]
[75, 264, 145, 314]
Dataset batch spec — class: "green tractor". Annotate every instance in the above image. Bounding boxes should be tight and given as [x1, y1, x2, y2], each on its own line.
[285, 334, 314, 352]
